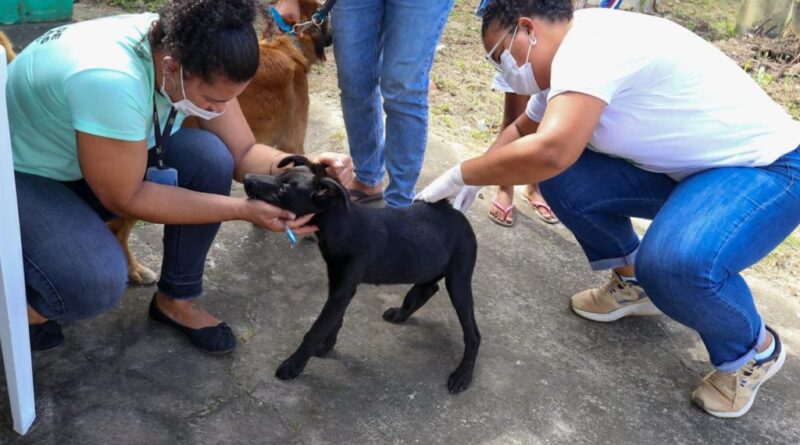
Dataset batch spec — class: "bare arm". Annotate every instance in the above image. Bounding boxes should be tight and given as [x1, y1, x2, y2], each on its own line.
[76, 132, 316, 232]
[501, 92, 531, 129]
[197, 97, 289, 182]
[198, 98, 353, 184]
[461, 92, 605, 186]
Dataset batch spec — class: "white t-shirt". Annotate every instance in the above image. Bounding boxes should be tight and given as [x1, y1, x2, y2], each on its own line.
[525, 8, 800, 180]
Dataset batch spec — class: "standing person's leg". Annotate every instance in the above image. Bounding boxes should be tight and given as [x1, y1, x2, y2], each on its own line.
[147, 128, 236, 354]
[636, 146, 800, 417]
[15, 171, 128, 351]
[331, 0, 385, 202]
[488, 92, 557, 225]
[380, 0, 454, 208]
[490, 92, 529, 226]
[521, 183, 558, 224]
[538, 149, 676, 321]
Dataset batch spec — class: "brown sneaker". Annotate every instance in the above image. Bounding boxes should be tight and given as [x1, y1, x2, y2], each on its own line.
[692, 327, 787, 418]
[570, 272, 661, 322]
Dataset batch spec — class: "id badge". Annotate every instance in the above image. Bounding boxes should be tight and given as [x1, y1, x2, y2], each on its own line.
[146, 166, 178, 186]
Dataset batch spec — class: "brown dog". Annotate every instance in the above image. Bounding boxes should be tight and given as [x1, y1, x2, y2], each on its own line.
[184, 0, 332, 154]
[0, 31, 17, 62]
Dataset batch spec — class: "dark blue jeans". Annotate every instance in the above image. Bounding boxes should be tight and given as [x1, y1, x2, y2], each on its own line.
[16, 128, 234, 321]
[540, 146, 800, 372]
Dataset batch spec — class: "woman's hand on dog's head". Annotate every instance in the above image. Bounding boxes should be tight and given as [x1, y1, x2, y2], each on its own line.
[313, 152, 354, 188]
[241, 198, 318, 234]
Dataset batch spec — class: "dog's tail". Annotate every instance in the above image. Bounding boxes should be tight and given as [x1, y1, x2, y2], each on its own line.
[0, 31, 16, 63]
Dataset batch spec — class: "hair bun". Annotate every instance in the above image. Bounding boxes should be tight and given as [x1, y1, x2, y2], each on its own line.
[159, 0, 260, 82]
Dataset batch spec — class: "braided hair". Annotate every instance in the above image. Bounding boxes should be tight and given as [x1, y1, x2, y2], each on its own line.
[150, 0, 259, 83]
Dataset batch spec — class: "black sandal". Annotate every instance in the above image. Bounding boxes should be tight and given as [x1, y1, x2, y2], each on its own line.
[29, 320, 64, 352]
[148, 294, 236, 355]
[347, 189, 384, 204]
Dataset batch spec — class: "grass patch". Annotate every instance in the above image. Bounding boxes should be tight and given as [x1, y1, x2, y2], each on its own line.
[752, 232, 800, 297]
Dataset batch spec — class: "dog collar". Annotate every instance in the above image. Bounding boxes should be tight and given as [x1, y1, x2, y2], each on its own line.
[269, 6, 296, 36]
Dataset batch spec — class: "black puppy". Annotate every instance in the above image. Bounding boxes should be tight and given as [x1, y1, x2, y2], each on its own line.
[244, 156, 480, 393]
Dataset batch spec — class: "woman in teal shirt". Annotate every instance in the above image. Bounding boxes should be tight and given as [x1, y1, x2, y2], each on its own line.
[9, 0, 352, 354]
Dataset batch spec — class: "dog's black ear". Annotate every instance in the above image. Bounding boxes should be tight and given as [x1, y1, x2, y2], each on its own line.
[315, 177, 351, 210]
[277, 155, 310, 169]
[310, 162, 328, 178]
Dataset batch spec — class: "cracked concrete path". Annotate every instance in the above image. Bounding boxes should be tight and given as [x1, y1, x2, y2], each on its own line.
[1, 11, 799, 444]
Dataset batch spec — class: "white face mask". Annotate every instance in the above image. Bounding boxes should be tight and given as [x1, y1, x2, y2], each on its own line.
[160, 66, 225, 120]
[494, 26, 541, 96]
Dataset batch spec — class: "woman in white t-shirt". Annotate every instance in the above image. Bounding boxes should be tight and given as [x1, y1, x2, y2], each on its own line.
[417, 0, 800, 418]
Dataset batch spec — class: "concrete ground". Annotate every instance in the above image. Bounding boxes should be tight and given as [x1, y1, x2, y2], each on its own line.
[2, 12, 800, 445]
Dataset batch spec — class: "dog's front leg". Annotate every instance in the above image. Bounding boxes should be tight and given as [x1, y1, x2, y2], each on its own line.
[275, 285, 357, 380]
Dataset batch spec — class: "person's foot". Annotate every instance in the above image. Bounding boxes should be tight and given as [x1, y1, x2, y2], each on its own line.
[29, 320, 64, 352]
[347, 177, 384, 203]
[570, 272, 662, 322]
[149, 292, 236, 354]
[28, 304, 63, 352]
[521, 184, 558, 224]
[154, 292, 221, 329]
[489, 186, 515, 226]
[692, 327, 786, 418]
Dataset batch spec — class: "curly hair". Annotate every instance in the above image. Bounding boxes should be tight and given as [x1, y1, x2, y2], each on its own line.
[150, 0, 259, 83]
[481, 0, 574, 37]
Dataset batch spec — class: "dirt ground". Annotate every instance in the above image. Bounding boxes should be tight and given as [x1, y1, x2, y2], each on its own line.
[71, 0, 800, 296]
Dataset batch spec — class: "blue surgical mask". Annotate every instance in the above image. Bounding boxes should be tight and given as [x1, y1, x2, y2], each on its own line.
[493, 26, 541, 96]
[160, 66, 224, 120]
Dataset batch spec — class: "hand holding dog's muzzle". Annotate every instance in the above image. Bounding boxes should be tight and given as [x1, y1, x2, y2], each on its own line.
[243, 199, 318, 235]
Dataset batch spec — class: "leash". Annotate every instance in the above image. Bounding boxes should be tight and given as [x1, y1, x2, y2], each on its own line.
[267, 0, 338, 36]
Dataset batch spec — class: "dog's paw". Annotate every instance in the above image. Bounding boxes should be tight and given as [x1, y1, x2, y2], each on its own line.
[382, 307, 408, 324]
[447, 365, 474, 394]
[129, 264, 158, 285]
[275, 359, 304, 380]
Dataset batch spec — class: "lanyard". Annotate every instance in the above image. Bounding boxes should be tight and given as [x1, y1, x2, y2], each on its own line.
[152, 96, 179, 170]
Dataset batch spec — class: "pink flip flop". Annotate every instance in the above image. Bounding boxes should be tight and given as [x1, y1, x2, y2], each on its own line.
[524, 195, 559, 224]
[488, 200, 515, 227]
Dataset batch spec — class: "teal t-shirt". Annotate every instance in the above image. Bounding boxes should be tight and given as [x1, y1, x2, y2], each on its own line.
[8, 13, 185, 181]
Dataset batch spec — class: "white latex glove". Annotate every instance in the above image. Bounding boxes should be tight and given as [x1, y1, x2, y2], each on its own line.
[452, 185, 481, 214]
[415, 164, 481, 213]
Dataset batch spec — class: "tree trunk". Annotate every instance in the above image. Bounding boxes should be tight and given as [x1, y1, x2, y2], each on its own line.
[737, 0, 794, 37]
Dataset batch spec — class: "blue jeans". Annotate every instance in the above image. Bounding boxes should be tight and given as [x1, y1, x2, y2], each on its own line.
[332, 0, 454, 207]
[540, 146, 800, 372]
[16, 128, 234, 321]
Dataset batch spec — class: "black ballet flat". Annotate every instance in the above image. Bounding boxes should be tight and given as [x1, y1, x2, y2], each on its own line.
[29, 320, 64, 352]
[148, 294, 236, 355]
